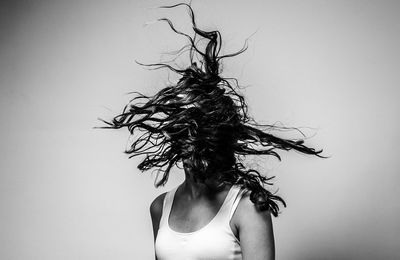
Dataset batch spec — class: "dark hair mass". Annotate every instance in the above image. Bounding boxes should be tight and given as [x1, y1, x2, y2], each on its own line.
[97, 3, 324, 217]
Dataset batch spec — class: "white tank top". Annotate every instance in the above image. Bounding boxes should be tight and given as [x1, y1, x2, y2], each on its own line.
[155, 185, 245, 260]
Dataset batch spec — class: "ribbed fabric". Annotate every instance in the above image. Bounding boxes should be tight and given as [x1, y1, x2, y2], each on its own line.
[155, 185, 244, 260]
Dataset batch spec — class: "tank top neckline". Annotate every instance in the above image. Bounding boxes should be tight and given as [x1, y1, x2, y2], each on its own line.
[166, 184, 235, 236]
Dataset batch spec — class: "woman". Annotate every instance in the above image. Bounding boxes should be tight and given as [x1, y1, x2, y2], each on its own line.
[99, 3, 323, 260]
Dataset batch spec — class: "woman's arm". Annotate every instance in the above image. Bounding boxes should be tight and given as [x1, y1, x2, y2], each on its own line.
[234, 192, 275, 260]
[149, 192, 166, 260]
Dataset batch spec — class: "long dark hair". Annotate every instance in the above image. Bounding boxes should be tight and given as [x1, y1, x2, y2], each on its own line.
[97, 3, 324, 217]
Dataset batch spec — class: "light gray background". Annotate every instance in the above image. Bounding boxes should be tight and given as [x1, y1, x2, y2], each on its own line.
[1, 0, 399, 259]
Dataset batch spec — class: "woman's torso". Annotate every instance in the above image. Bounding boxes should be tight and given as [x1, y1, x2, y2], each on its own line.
[155, 184, 245, 260]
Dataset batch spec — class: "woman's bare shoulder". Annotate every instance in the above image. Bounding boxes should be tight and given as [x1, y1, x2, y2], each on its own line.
[150, 192, 167, 218]
[149, 192, 168, 242]
[233, 190, 275, 259]
[233, 191, 275, 259]
[230, 189, 274, 238]
[234, 190, 273, 224]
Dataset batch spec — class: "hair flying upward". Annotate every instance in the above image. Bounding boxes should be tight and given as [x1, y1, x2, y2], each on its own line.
[97, 3, 324, 217]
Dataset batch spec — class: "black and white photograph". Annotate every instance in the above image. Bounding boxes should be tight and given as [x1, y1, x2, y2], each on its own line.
[1, 1, 399, 259]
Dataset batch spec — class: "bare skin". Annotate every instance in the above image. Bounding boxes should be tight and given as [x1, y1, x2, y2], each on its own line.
[150, 162, 275, 260]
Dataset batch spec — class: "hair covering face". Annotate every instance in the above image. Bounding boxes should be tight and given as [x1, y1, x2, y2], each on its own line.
[98, 3, 324, 216]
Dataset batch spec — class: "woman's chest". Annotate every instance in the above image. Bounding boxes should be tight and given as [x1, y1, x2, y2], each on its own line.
[156, 225, 241, 260]
[169, 201, 221, 233]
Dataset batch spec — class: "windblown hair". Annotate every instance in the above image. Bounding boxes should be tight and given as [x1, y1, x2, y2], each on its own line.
[98, 3, 324, 217]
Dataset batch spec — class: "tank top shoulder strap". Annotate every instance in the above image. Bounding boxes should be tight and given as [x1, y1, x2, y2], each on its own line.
[228, 185, 247, 220]
[214, 184, 246, 224]
[159, 186, 178, 228]
[228, 185, 246, 220]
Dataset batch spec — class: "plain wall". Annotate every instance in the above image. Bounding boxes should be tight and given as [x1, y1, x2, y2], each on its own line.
[1, 0, 399, 259]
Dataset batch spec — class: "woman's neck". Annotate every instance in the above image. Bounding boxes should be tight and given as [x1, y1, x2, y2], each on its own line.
[180, 165, 228, 199]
